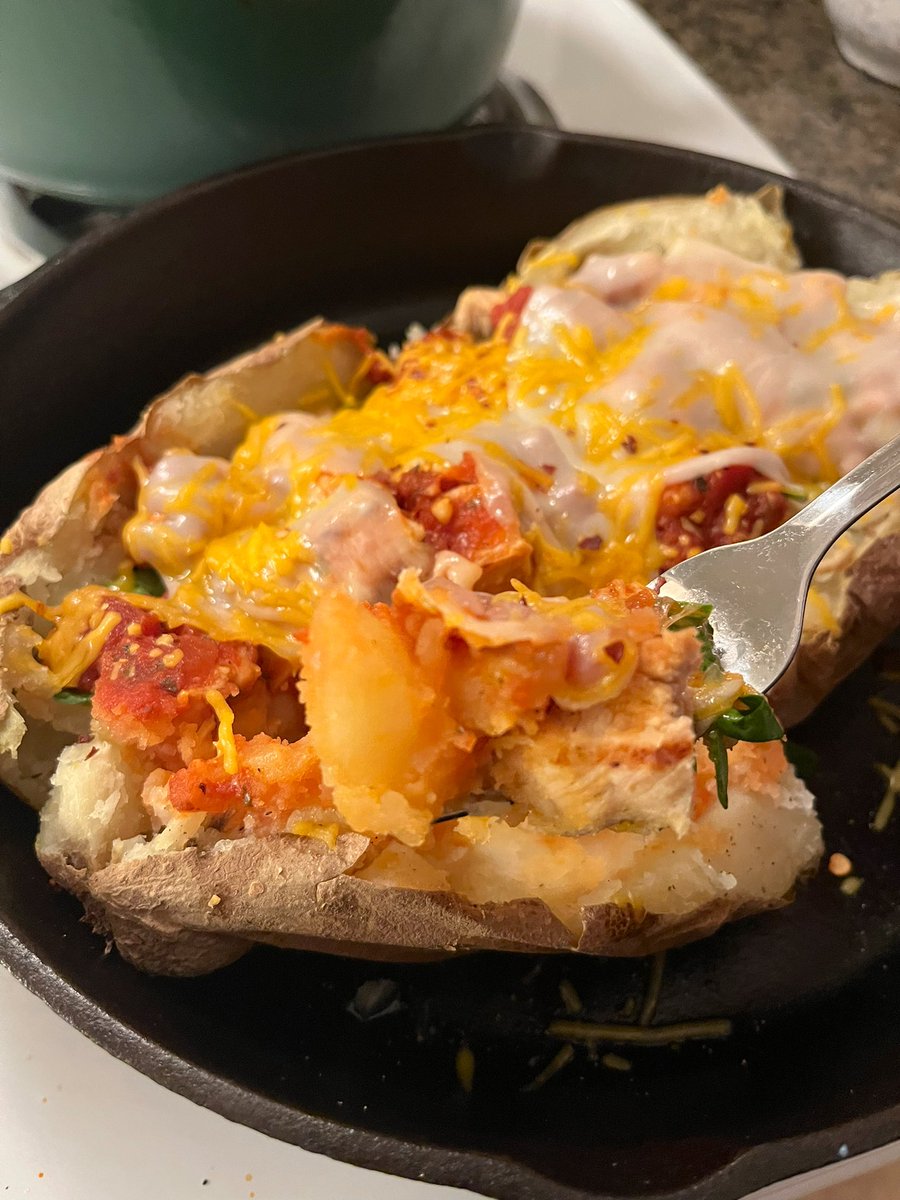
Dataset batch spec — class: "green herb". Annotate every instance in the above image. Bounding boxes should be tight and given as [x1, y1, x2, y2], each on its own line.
[667, 603, 713, 630]
[705, 727, 730, 809]
[131, 565, 166, 597]
[54, 688, 91, 705]
[784, 740, 819, 782]
[703, 696, 783, 809]
[709, 694, 783, 743]
[664, 600, 716, 671]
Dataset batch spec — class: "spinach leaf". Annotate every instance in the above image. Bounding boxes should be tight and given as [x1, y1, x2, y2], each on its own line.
[54, 688, 91, 705]
[131, 565, 166, 597]
[710, 694, 783, 742]
[702, 696, 783, 809]
[667, 603, 713, 630]
[665, 600, 716, 671]
[704, 728, 730, 809]
[694, 621, 716, 673]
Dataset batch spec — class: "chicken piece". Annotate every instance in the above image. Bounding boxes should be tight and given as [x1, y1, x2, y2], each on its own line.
[492, 627, 700, 837]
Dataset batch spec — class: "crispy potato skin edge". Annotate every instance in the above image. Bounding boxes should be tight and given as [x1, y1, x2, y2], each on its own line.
[770, 526, 900, 726]
[39, 834, 812, 976]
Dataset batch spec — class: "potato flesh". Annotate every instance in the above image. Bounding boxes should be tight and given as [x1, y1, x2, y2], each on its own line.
[38, 741, 149, 871]
[302, 592, 471, 846]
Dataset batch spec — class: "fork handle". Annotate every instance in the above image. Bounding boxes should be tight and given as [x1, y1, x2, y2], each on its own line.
[780, 431, 900, 565]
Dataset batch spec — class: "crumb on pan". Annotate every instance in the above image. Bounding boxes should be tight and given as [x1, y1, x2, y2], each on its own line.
[828, 852, 853, 877]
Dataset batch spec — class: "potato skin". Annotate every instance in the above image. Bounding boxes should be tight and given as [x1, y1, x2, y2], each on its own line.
[38, 832, 793, 976]
[769, 510, 900, 727]
[0, 192, 889, 976]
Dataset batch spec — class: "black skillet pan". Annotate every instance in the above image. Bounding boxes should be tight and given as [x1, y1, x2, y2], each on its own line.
[2, 128, 900, 1200]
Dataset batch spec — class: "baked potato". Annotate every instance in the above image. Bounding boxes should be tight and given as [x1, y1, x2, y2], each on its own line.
[3, 185, 898, 977]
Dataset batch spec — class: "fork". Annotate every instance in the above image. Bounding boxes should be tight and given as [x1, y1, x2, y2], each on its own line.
[656, 433, 900, 695]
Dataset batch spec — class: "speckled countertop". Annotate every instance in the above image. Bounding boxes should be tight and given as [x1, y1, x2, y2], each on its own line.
[640, 0, 900, 223]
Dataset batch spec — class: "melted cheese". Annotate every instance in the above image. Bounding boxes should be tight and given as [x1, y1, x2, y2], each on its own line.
[205, 689, 238, 775]
[0, 591, 46, 619]
[722, 493, 748, 536]
[807, 585, 841, 636]
[289, 819, 341, 847]
[37, 240, 900, 658]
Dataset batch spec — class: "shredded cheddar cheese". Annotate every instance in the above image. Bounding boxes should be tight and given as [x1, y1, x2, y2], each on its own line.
[289, 820, 341, 848]
[113, 286, 864, 652]
[807, 586, 841, 636]
[5, 246, 884, 671]
[205, 689, 238, 775]
[722, 493, 748, 536]
[47, 610, 121, 689]
[0, 590, 46, 619]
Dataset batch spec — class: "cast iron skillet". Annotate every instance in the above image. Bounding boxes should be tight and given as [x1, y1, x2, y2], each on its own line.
[2, 129, 900, 1200]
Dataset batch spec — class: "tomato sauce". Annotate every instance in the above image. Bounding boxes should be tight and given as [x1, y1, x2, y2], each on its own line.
[656, 466, 787, 565]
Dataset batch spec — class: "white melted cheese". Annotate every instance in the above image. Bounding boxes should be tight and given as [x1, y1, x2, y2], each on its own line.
[120, 236, 900, 652]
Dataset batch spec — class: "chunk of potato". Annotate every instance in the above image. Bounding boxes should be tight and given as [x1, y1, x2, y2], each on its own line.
[301, 592, 474, 846]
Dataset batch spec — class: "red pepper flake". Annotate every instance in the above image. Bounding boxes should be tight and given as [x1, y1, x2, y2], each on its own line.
[490, 286, 533, 337]
[578, 535, 603, 551]
[605, 641, 625, 663]
[622, 435, 637, 454]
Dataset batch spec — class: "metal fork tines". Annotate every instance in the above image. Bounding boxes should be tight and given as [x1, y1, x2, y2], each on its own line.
[657, 433, 900, 696]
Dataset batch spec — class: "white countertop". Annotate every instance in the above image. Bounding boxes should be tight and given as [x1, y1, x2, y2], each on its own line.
[4, 3, 880, 1199]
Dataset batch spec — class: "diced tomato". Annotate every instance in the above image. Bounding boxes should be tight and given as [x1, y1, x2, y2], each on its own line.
[656, 466, 787, 566]
[168, 733, 326, 834]
[595, 579, 657, 612]
[363, 352, 395, 386]
[490, 286, 533, 337]
[85, 598, 259, 761]
[391, 452, 522, 569]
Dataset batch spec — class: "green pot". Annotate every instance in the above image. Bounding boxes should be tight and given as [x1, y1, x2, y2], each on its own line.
[0, 0, 521, 206]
